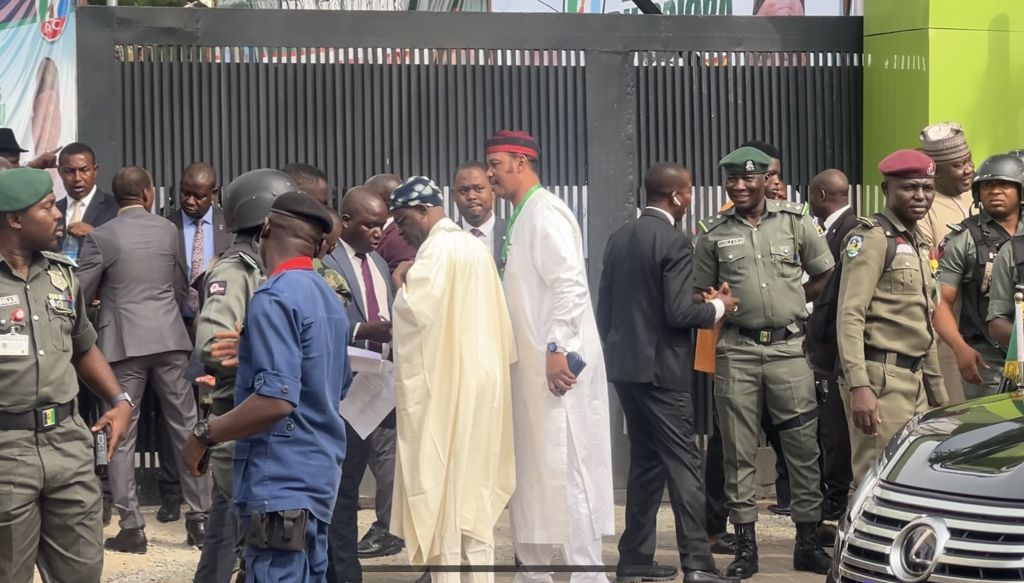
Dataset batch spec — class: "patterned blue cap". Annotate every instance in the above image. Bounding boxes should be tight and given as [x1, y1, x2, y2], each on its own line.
[390, 176, 443, 210]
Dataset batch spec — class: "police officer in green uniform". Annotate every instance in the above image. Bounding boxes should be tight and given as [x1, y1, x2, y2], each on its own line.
[935, 154, 1024, 399]
[838, 149, 947, 485]
[0, 168, 132, 583]
[693, 147, 834, 579]
[986, 159, 1024, 354]
[192, 169, 301, 583]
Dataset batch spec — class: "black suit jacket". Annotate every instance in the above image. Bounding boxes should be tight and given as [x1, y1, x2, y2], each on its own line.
[597, 208, 716, 390]
[169, 205, 231, 258]
[825, 207, 860, 261]
[57, 189, 119, 250]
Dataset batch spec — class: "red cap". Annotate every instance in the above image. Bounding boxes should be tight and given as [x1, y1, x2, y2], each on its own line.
[484, 130, 540, 158]
[878, 149, 936, 178]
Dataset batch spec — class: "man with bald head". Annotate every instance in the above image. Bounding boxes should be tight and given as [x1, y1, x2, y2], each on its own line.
[805, 168, 855, 520]
[599, 163, 738, 583]
[324, 186, 402, 582]
[367, 173, 417, 273]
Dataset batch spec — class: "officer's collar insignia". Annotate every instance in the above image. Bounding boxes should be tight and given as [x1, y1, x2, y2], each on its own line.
[846, 234, 864, 258]
[744, 160, 755, 172]
[48, 269, 68, 291]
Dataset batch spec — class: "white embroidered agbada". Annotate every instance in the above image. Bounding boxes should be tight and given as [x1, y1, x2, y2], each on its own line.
[390, 218, 518, 569]
[501, 187, 615, 548]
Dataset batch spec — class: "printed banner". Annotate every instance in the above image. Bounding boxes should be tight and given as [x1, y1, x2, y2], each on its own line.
[0, 0, 77, 167]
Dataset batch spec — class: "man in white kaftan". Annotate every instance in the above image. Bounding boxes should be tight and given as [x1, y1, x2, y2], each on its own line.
[485, 131, 615, 583]
[388, 176, 518, 583]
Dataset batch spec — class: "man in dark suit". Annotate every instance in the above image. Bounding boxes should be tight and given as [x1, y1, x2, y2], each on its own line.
[453, 161, 506, 264]
[597, 163, 739, 583]
[76, 167, 211, 554]
[159, 161, 229, 525]
[56, 142, 118, 261]
[323, 187, 399, 583]
[806, 168, 856, 520]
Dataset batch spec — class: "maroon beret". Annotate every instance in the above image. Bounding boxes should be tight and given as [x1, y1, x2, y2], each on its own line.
[485, 130, 539, 159]
[878, 149, 936, 178]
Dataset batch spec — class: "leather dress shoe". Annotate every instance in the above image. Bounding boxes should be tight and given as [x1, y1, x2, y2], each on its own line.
[157, 496, 182, 523]
[357, 527, 404, 558]
[102, 498, 112, 527]
[104, 527, 148, 554]
[709, 532, 736, 555]
[684, 569, 739, 583]
[186, 512, 208, 548]
[615, 562, 678, 582]
[767, 501, 791, 516]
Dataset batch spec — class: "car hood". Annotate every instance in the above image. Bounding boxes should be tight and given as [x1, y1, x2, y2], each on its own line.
[881, 392, 1024, 501]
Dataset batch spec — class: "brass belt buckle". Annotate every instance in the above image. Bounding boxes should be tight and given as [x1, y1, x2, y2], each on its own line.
[759, 330, 771, 344]
[36, 405, 59, 431]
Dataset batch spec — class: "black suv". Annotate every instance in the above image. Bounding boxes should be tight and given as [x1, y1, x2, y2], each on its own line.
[832, 391, 1024, 583]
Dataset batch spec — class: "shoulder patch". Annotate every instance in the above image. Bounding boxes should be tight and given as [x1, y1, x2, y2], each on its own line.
[846, 235, 864, 259]
[41, 250, 78, 268]
[207, 280, 227, 296]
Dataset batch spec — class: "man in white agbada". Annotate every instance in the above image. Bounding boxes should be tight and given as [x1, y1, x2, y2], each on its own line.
[388, 176, 518, 583]
[485, 130, 615, 583]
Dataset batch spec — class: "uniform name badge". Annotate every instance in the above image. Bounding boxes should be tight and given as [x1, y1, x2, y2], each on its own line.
[0, 330, 30, 357]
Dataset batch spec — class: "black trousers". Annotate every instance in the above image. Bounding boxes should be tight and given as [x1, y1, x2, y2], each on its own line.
[817, 373, 852, 509]
[327, 422, 371, 583]
[616, 382, 715, 572]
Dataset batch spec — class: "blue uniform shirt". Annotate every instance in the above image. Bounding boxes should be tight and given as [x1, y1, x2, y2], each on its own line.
[233, 257, 352, 523]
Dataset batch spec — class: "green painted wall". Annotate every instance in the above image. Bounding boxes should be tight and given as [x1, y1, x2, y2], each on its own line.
[862, 0, 1024, 212]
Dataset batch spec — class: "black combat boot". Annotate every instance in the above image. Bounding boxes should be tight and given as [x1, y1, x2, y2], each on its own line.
[793, 522, 832, 574]
[725, 523, 758, 579]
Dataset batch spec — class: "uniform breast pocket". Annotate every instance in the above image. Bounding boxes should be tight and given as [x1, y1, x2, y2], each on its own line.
[888, 259, 922, 295]
[716, 247, 747, 280]
[769, 240, 801, 278]
[46, 306, 74, 352]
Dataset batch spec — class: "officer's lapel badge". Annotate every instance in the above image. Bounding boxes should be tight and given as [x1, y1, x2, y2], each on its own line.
[846, 235, 864, 258]
[894, 236, 915, 255]
[48, 269, 68, 291]
[744, 160, 755, 172]
[815, 223, 825, 236]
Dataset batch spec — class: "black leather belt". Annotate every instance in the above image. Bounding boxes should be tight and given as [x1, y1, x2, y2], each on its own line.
[209, 398, 233, 417]
[734, 322, 804, 345]
[864, 347, 924, 372]
[0, 401, 74, 431]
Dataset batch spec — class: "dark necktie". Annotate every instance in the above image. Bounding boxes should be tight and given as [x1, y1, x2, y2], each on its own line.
[355, 252, 383, 353]
[471, 228, 484, 238]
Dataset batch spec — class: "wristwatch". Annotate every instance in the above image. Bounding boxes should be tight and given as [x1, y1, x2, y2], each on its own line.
[193, 419, 217, 447]
[109, 392, 135, 409]
[547, 342, 564, 354]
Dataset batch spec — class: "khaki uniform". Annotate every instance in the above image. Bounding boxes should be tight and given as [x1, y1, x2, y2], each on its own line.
[837, 210, 944, 486]
[693, 199, 834, 525]
[919, 190, 974, 404]
[937, 210, 1024, 399]
[0, 252, 103, 583]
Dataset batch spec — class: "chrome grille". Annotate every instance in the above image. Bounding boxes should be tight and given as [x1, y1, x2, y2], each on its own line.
[838, 482, 1024, 583]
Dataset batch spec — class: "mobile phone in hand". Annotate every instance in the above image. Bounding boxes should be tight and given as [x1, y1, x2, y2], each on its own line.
[567, 351, 587, 377]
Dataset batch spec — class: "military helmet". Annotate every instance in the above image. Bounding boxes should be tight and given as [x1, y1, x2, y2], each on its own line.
[222, 169, 302, 232]
[1008, 149, 1024, 165]
[971, 154, 1024, 204]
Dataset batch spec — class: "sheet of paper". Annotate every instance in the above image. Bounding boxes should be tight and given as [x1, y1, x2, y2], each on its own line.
[347, 346, 383, 374]
[339, 360, 395, 439]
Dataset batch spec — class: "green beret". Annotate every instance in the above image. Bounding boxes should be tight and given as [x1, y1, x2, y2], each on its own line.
[0, 168, 54, 212]
[719, 146, 773, 175]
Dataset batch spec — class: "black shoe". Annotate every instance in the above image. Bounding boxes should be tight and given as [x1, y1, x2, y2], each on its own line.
[186, 512, 207, 548]
[817, 522, 837, 548]
[357, 527, 405, 558]
[157, 496, 182, 523]
[767, 501, 791, 516]
[725, 523, 758, 579]
[615, 562, 678, 582]
[684, 569, 739, 583]
[104, 527, 147, 554]
[709, 532, 736, 555]
[102, 498, 112, 527]
[822, 500, 846, 522]
[793, 522, 832, 574]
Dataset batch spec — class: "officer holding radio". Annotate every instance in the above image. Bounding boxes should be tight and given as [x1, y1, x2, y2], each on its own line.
[0, 168, 131, 583]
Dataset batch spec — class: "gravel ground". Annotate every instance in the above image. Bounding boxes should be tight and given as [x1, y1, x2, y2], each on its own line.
[31, 500, 830, 583]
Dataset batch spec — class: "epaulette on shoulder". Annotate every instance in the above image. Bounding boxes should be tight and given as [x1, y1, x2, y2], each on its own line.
[238, 252, 260, 271]
[947, 223, 966, 234]
[778, 201, 807, 215]
[42, 250, 78, 268]
[698, 214, 725, 233]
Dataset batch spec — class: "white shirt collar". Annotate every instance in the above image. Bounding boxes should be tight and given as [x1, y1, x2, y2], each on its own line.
[823, 205, 852, 231]
[340, 238, 360, 262]
[461, 212, 496, 239]
[644, 206, 676, 225]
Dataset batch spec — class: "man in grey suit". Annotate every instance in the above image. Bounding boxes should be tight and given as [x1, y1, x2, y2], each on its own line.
[324, 187, 400, 582]
[76, 166, 212, 554]
[453, 161, 506, 264]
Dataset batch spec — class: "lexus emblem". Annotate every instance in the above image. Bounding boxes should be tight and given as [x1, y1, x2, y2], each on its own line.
[889, 517, 949, 583]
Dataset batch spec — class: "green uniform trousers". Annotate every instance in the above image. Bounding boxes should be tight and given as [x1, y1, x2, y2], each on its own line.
[840, 360, 928, 488]
[714, 326, 823, 525]
[963, 340, 1005, 401]
[0, 414, 103, 583]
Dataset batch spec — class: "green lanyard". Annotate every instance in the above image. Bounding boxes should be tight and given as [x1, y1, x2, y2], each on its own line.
[499, 184, 541, 279]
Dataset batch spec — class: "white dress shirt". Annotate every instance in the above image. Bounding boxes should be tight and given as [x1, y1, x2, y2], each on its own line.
[341, 239, 390, 341]
[461, 212, 496, 250]
[643, 206, 726, 321]
[66, 186, 96, 227]
[823, 204, 852, 232]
